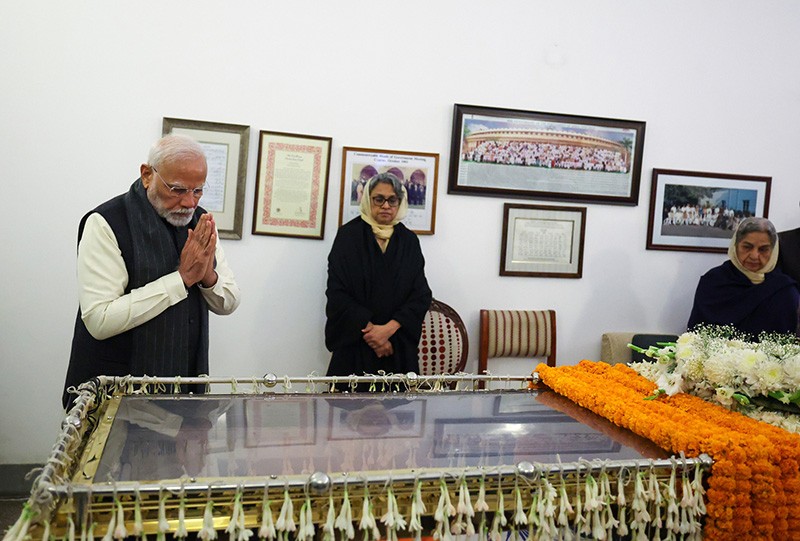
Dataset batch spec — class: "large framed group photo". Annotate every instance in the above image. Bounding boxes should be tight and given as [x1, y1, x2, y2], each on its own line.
[646, 169, 772, 253]
[448, 104, 646, 205]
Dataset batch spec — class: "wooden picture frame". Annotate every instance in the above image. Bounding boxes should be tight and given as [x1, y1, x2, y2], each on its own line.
[448, 104, 646, 205]
[646, 168, 771, 253]
[252, 130, 332, 239]
[162, 117, 250, 240]
[339, 147, 439, 234]
[500, 203, 586, 278]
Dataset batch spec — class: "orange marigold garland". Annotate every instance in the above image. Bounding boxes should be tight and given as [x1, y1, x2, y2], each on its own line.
[537, 361, 800, 541]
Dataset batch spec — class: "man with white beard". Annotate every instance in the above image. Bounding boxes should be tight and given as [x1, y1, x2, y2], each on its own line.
[62, 134, 241, 408]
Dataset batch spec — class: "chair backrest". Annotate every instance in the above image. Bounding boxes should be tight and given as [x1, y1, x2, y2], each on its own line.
[478, 309, 557, 380]
[418, 299, 469, 376]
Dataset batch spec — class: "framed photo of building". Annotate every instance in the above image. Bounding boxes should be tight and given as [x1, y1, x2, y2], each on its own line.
[252, 131, 332, 239]
[448, 104, 646, 205]
[162, 117, 250, 240]
[646, 168, 771, 253]
[339, 147, 439, 234]
[500, 203, 586, 278]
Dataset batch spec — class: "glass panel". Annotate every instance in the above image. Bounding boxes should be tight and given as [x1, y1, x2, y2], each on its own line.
[93, 390, 667, 482]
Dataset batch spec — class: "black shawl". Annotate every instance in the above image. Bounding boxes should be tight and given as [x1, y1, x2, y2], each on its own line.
[325, 218, 432, 377]
[687, 260, 799, 336]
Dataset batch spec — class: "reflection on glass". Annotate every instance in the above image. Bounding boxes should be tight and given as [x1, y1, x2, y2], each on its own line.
[93, 391, 668, 482]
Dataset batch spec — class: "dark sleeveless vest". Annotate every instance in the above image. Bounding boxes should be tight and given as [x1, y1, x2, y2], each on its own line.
[62, 181, 208, 409]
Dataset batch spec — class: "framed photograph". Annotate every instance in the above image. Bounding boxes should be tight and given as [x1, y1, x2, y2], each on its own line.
[448, 104, 646, 205]
[252, 131, 332, 239]
[500, 203, 586, 278]
[339, 147, 439, 234]
[327, 399, 426, 440]
[162, 117, 250, 240]
[647, 168, 771, 253]
[244, 397, 316, 447]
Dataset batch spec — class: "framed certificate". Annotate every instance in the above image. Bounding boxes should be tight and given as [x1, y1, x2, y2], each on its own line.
[252, 131, 332, 239]
[162, 117, 250, 240]
[339, 147, 439, 234]
[500, 203, 586, 278]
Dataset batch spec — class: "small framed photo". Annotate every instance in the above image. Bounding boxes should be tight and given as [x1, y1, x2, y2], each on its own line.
[252, 131, 332, 239]
[448, 104, 646, 205]
[339, 147, 439, 234]
[646, 168, 771, 253]
[500, 203, 586, 278]
[162, 117, 250, 240]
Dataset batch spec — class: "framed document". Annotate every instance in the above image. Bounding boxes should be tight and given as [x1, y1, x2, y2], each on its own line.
[162, 117, 250, 240]
[339, 147, 439, 235]
[448, 104, 646, 205]
[500, 203, 586, 278]
[252, 131, 332, 239]
[646, 168, 771, 253]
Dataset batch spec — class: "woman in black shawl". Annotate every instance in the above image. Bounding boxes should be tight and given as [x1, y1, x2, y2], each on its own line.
[325, 173, 432, 380]
[687, 217, 799, 337]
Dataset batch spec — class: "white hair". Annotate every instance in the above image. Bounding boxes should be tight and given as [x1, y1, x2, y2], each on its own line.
[147, 133, 206, 169]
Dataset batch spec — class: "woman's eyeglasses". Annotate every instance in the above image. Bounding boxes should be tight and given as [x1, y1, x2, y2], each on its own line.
[371, 195, 401, 207]
[152, 166, 205, 198]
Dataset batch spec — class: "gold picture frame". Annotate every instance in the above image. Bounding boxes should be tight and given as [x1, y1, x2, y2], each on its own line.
[162, 117, 250, 240]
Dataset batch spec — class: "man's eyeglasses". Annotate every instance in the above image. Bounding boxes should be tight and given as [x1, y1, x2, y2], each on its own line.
[152, 166, 205, 198]
[371, 195, 401, 207]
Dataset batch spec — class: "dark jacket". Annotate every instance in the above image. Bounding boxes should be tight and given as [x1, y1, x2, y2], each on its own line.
[687, 260, 799, 337]
[325, 218, 432, 378]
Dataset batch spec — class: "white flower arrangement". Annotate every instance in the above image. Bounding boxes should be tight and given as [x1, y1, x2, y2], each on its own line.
[629, 324, 800, 434]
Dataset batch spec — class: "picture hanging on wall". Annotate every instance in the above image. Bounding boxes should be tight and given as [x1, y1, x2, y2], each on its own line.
[252, 130, 332, 240]
[162, 117, 250, 240]
[646, 168, 771, 253]
[448, 104, 646, 205]
[500, 203, 586, 278]
[339, 147, 439, 235]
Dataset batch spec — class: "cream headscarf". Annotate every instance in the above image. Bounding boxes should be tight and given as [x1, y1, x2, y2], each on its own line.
[728, 219, 780, 285]
[358, 176, 409, 247]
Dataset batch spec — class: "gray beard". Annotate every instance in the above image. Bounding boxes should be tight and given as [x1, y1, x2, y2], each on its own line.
[147, 185, 194, 227]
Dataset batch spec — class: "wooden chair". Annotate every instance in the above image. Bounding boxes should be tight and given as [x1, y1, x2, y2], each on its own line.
[418, 299, 469, 376]
[478, 309, 556, 387]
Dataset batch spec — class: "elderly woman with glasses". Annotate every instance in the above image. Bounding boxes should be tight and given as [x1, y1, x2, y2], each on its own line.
[325, 172, 432, 382]
[687, 216, 799, 337]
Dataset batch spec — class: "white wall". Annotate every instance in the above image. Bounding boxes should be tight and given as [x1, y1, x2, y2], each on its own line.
[2, 1, 800, 465]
